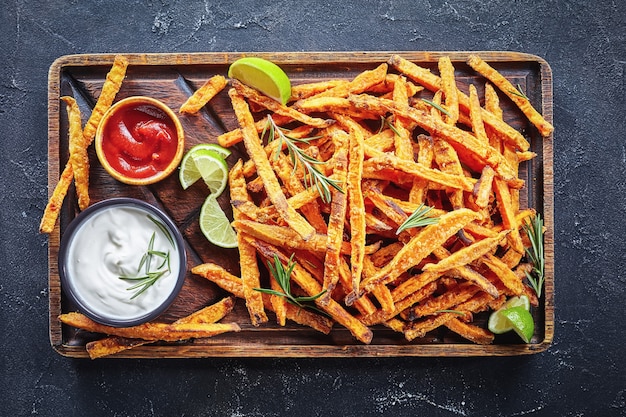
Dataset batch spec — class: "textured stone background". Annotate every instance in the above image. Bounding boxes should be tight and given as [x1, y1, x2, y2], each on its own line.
[1, 1, 624, 416]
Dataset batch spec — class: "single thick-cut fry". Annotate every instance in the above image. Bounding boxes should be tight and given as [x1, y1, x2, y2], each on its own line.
[467, 54, 554, 137]
[473, 165, 496, 208]
[438, 56, 459, 125]
[83, 55, 129, 145]
[179, 74, 227, 114]
[61, 96, 90, 211]
[444, 318, 495, 345]
[229, 88, 315, 241]
[39, 164, 74, 233]
[59, 312, 240, 342]
[493, 177, 524, 254]
[320, 138, 349, 304]
[229, 160, 268, 326]
[469, 84, 489, 144]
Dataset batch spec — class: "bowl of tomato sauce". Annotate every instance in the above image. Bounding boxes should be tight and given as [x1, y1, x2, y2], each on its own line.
[95, 96, 185, 185]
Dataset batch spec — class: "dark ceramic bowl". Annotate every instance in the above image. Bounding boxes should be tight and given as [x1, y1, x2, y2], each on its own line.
[58, 198, 186, 327]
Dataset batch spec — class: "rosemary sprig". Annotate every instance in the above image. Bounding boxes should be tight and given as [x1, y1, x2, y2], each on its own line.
[119, 231, 172, 299]
[422, 98, 452, 117]
[522, 213, 545, 298]
[509, 84, 529, 100]
[254, 253, 326, 311]
[396, 204, 440, 234]
[148, 214, 175, 247]
[378, 115, 402, 137]
[262, 115, 343, 203]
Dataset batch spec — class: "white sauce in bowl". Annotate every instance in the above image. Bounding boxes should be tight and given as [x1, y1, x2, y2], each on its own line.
[63, 203, 182, 323]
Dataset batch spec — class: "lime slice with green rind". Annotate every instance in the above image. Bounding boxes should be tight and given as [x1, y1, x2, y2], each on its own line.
[500, 306, 535, 343]
[199, 195, 238, 248]
[487, 295, 530, 334]
[228, 57, 292, 104]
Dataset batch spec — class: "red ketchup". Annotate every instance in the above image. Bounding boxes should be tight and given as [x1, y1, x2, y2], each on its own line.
[101, 102, 179, 180]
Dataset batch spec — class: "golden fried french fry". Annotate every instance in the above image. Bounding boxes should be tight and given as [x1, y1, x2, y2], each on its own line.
[404, 312, 459, 341]
[41, 56, 128, 233]
[467, 54, 554, 137]
[473, 165, 496, 208]
[493, 177, 524, 254]
[229, 160, 268, 326]
[298, 63, 388, 103]
[422, 230, 509, 273]
[481, 253, 524, 295]
[438, 56, 459, 125]
[39, 164, 74, 234]
[83, 55, 129, 145]
[391, 76, 414, 160]
[469, 84, 489, 144]
[229, 88, 315, 241]
[320, 135, 349, 304]
[59, 312, 240, 342]
[234, 80, 333, 129]
[444, 318, 495, 345]
[484, 82, 503, 119]
[432, 137, 465, 209]
[61, 96, 90, 211]
[290, 79, 348, 100]
[359, 208, 481, 295]
[86, 297, 237, 359]
[232, 220, 349, 255]
[388, 54, 531, 151]
[191, 263, 334, 334]
[179, 74, 227, 114]
[431, 247, 499, 298]
[407, 282, 480, 319]
[335, 115, 367, 298]
[363, 152, 476, 192]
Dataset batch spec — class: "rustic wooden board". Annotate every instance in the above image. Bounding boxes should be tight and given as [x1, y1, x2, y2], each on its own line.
[47, 51, 554, 358]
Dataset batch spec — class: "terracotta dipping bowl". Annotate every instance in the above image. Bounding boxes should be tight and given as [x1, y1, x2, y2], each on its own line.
[95, 96, 185, 186]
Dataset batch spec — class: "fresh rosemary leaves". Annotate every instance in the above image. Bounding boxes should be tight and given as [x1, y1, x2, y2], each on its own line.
[119, 216, 174, 300]
[509, 84, 529, 100]
[254, 253, 326, 311]
[396, 204, 440, 234]
[262, 115, 343, 203]
[522, 214, 545, 298]
[421, 99, 452, 117]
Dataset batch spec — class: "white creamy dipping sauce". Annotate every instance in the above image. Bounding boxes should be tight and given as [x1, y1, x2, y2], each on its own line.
[64, 205, 181, 322]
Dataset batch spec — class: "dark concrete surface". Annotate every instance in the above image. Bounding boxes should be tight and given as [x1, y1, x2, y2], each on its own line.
[1, 1, 624, 416]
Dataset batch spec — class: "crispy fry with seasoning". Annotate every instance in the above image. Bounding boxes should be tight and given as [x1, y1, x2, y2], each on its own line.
[61, 96, 90, 211]
[179, 74, 227, 114]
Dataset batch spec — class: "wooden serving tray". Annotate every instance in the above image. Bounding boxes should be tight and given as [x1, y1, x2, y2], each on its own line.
[47, 51, 554, 358]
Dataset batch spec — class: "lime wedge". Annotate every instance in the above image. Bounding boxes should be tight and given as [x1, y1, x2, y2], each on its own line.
[228, 57, 292, 104]
[179, 146, 229, 195]
[199, 195, 238, 248]
[487, 295, 530, 334]
[500, 306, 535, 343]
